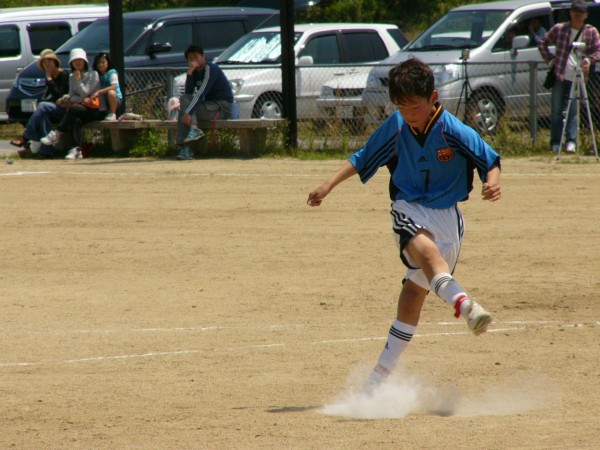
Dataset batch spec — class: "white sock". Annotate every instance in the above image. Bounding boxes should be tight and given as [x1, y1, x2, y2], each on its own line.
[430, 273, 468, 305]
[375, 320, 416, 373]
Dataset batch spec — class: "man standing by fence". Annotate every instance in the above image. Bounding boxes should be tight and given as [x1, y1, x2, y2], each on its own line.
[537, 0, 600, 154]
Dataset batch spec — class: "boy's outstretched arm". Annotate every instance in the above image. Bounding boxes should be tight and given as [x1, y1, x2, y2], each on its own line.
[482, 165, 501, 202]
[307, 161, 358, 207]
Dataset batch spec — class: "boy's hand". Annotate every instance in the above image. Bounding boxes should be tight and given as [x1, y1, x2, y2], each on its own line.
[482, 182, 501, 202]
[307, 184, 331, 207]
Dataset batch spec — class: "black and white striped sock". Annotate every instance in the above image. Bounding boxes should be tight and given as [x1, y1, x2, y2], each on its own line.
[376, 319, 416, 372]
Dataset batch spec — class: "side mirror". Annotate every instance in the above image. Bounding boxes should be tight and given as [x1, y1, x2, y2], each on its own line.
[148, 42, 173, 56]
[297, 55, 314, 66]
[510, 35, 530, 57]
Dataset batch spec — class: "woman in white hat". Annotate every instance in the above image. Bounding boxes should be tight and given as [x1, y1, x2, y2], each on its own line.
[11, 49, 69, 157]
[41, 48, 105, 159]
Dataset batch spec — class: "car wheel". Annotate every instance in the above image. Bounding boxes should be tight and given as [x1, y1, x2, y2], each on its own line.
[252, 93, 282, 119]
[466, 90, 502, 134]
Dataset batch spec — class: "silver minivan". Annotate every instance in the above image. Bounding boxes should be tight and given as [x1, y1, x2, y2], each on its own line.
[0, 4, 109, 121]
[362, 0, 600, 132]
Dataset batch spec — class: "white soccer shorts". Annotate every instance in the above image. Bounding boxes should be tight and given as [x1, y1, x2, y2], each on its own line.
[391, 199, 465, 290]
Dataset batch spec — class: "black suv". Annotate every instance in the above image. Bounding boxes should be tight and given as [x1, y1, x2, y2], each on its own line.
[6, 7, 278, 124]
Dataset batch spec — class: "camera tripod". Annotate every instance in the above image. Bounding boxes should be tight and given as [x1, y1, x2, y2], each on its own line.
[556, 57, 599, 160]
[455, 50, 490, 134]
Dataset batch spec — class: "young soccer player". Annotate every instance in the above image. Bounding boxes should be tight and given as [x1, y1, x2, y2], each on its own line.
[307, 57, 501, 391]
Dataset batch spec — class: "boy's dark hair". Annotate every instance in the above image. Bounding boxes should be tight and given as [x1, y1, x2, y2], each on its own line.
[185, 44, 204, 58]
[388, 57, 435, 104]
[93, 52, 114, 72]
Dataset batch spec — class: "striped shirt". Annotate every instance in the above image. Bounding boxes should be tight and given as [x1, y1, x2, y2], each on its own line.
[348, 104, 500, 209]
[538, 22, 600, 81]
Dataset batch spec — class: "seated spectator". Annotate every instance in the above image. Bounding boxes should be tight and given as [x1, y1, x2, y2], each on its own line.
[176, 44, 234, 160]
[10, 49, 69, 158]
[91, 52, 122, 121]
[41, 48, 104, 159]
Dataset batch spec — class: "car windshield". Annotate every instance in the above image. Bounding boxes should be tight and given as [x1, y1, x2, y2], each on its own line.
[216, 31, 301, 64]
[55, 18, 152, 54]
[406, 9, 510, 51]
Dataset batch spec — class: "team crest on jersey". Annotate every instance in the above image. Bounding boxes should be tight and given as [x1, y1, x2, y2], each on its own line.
[437, 147, 454, 162]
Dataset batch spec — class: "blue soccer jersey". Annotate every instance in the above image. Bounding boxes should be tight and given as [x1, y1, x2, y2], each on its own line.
[348, 104, 501, 209]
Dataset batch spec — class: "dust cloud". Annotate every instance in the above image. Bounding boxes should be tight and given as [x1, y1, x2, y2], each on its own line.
[321, 367, 557, 419]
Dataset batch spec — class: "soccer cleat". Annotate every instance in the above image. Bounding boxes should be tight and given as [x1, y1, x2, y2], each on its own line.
[565, 141, 576, 153]
[176, 146, 194, 160]
[65, 147, 82, 160]
[361, 364, 390, 395]
[41, 130, 59, 146]
[183, 127, 204, 143]
[454, 296, 492, 336]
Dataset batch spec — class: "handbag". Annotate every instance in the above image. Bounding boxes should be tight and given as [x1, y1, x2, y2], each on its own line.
[543, 69, 556, 90]
[67, 96, 100, 109]
[80, 96, 100, 109]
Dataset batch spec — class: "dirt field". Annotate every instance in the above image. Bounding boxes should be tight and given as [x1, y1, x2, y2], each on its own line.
[1, 156, 599, 449]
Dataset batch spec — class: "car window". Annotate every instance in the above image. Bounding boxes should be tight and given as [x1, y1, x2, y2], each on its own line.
[0, 25, 20, 58]
[492, 14, 549, 52]
[408, 9, 510, 51]
[342, 31, 389, 63]
[28, 23, 72, 55]
[216, 31, 301, 63]
[198, 21, 246, 52]
[301, 34, 340, 64]
[78, 21, 95, 32]
[57, 18, 151, 54]
[150, 23, 193, 54]
[387, 28, 409, 48]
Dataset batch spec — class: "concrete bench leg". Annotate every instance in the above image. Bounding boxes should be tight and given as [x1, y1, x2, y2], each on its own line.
[238, 128, 267, 156]
[110, 129, 141, 152]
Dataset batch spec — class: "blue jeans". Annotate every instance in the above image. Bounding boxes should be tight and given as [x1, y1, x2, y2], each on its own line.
[23, 101, 67, 156]
[550, 79, 577, 146]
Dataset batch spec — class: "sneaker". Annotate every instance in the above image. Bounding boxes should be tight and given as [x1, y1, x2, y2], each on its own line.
[17, 148, 32, 158]
[551, 144, 560, 154]
[104, 113, 117, 121]
[457, 297, 492, 336]
[183, 128, 204, 143]
[29, 140, 41, 154]
[176, 147, 194, 160]
[565, 141, 576, 153]
[41, 130, 59, 146]
[65, 147, 82, 160]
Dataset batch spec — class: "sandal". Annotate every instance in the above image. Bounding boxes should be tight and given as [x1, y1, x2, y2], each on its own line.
[10, 137, 27, 148]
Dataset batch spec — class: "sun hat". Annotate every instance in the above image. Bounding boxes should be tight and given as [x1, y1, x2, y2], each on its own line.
[37, 49, 61, 69]
[69, 48, 88, 64]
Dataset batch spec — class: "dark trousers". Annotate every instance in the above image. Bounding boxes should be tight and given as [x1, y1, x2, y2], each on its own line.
[57, 104, 106, 146]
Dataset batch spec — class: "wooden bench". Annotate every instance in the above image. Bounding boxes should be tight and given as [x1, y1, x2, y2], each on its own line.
[84, 118, 285, 156]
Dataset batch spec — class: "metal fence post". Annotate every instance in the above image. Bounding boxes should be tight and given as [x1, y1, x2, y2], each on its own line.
[529, 61, 538, 143]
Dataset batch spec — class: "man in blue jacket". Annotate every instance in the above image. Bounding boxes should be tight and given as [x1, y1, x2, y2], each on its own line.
[176, 44, 234, 160]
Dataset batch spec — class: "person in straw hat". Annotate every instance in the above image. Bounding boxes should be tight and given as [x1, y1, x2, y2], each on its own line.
[11, 48, 69, 158]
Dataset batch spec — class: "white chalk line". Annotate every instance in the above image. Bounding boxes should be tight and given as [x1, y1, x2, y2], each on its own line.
[0, 320, 596, 369]
[2, 170, 600, 179]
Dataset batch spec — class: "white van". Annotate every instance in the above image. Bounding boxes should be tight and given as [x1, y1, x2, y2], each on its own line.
[362, 0, 600, 132]
[0, 4, 109, 120]
[173, 23, 406, 120]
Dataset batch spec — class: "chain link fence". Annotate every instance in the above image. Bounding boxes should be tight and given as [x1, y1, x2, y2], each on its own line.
[125, 61, 600, 153]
